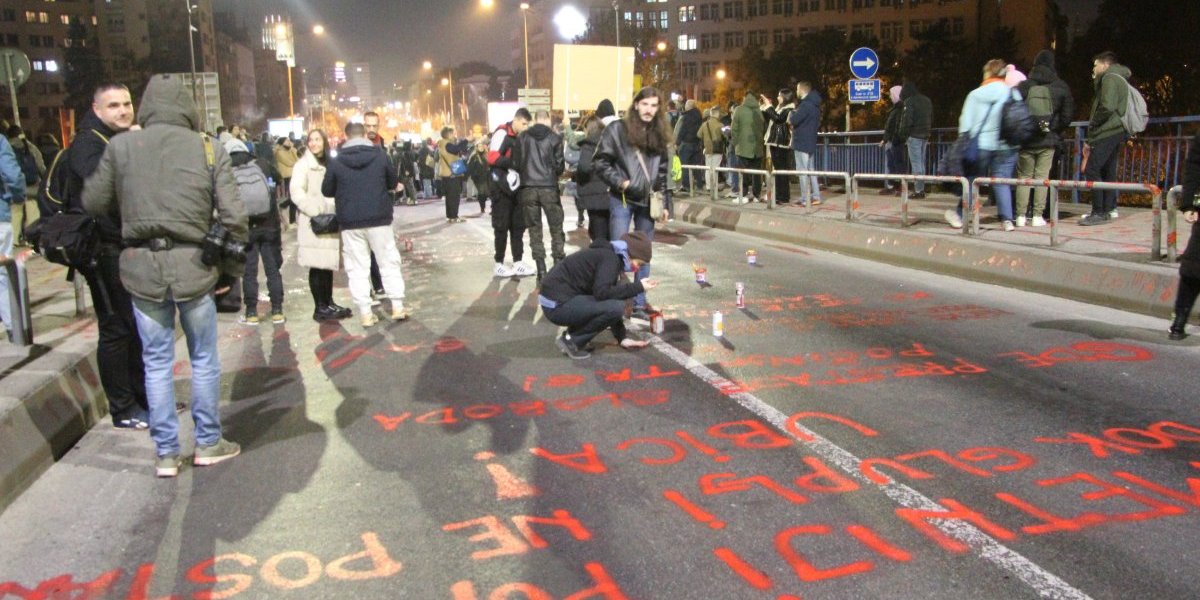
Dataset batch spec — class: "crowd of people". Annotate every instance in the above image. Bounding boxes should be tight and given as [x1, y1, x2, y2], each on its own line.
[0, 45, 1191, 477]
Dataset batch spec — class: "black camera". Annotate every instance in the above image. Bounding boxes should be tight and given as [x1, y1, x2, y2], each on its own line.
[201, 222, 247, 267]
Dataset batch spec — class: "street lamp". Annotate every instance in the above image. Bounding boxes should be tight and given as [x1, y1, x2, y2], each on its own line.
[716, 68, 726, 81]
[480, 0, 495, 7]
[520, 3, 531, 88]
[184, 1, 208, 131]
[312, 24, 325, 36]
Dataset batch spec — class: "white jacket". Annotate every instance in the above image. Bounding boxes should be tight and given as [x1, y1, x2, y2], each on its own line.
[289, 150, 342, 271]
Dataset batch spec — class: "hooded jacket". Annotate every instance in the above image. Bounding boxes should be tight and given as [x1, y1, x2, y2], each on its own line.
[517, 123, 564, 189]
[883, 89, 905, 145]
[321, 137, 399, 231]
[1087, 63, 1132, 144]
[788, 90, 823, 154]
[593, 119, 671, 205]
[731, 94, 765, 159]
[82, 74, 248, 304]
[539, 239, 644, 307]
[673, 107, 703, 146]
[698, 114, 725, 155]
[764, 102, 795, 148]
[573, 128, 610, 211]
[7, 135, 44, 193]
[64, 109, 122, 244]
[899, 83, 932, 140]
[1017, 50, 1075, 149]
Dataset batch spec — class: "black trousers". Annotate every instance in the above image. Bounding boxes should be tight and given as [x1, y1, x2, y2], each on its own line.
[587, 209, 611, 243]
[1085, 134, 1127, 214]
[738, 155, 764, 199]
[442, 176, 462, 219]
[81, 252, 147, 420]
[770, 146, 793, 203]
[520, 187, 565, 262]
[492, 187, 525, 263]
[243, 235, 284, 313]
[309, 268, 334, 308]
[544, 295, 627, 349]
[1175, 275, 1200, 322]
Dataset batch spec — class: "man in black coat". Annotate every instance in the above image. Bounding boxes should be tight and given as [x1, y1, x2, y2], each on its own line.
[66, 83, 150, 429]
[517, 110, 565, 281]
[1168, 132, 1200, 340]
[539, 231, 656, 359]
[899, 81, 932, 199]
[673, 99, 704, 191]
[321, 122, 406, 327]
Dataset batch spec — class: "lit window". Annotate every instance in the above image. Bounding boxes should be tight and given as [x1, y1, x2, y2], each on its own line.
[60, 14, 70, 25]
[45, 60, 58, 72]
[25, 11, 36, 22]
[32, 61, 44, 71]
[39, 12, 50, 23]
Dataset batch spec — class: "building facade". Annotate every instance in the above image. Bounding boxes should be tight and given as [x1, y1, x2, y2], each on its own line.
[0, 1, 98, 136]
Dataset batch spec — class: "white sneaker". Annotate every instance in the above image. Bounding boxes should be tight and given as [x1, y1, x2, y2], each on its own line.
[512, 262, 536, 277]
[1108, 209, 1119, 219]
[1031, 216, 1046, 227]
[944, 209, 964, 229]
[361, 313, 379, 327]
[494, 262, 515, 277]
[1015, 216, 1026, 227]
[1002, 220, 1015, 232]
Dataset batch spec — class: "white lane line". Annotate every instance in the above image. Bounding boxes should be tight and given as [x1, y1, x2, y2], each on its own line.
[647, 335, 1094, 600]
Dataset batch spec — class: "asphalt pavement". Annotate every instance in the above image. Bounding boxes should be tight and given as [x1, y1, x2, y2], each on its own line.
[0, 198, 1197, 600]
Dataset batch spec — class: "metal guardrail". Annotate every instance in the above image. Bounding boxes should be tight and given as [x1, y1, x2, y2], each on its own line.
[680, 164, 852, 214]
[851, 174, 971, 229]
[773, 170, 853, 217]
[970, 178, 1166, 261]
[1, 253, 33, 346]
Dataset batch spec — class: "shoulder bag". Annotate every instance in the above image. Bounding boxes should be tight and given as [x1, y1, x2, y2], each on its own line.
[634, 150, 665, 221]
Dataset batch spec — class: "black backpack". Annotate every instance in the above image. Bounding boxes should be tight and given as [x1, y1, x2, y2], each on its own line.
[15, 143, 40, 186]
[27, 133, 107, 270]
[1000, 90, 1038, 147]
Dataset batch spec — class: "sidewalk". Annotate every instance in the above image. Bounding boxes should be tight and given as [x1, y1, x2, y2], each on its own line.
[673, 182, 1184, 317]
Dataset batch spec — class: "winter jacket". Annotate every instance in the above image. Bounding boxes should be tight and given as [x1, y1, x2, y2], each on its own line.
[467, 151, 490, 184]
[539, 239, 644, 306]
[274, 144, 298, 179]
[417, 145, 435, 180]
[788, 91, 822, 155]
[1016, 57, 1074, 150]
[82, 73, 249, 304]
[593, 119, 671, 206]
[255, 135, 279, 181]
[763, 103, 794, 148]
[321, 138, 399, 231]
[1030, 50, 1075, 137]
[1178, 134, 1200, 278]
[883, 103, 905, 144]
[8, 136, 44, 197]
[436, 138, 461, 179]
[517, 123, 564, 189]
[673, 107, 703, 146]
[574, 131, 609, 211]
[0, 137, 24, 222]
[289, 150, 341, 271]
[698, 117, 725, 155]
[958, 79, 1020, 152]
[1087, 63, 1133, 145]
[899, 85, 932, 140]
[731, 94, 765, 159]
[64, 110, 121, 244]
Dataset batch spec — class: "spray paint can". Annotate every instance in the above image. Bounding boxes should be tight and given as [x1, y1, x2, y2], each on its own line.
[735, 282, 745, 309]
[712, 310, 724, 337]
[404, 239, 414, 252]
[650, 311, 665, 334]
[746, 249, 758, 265]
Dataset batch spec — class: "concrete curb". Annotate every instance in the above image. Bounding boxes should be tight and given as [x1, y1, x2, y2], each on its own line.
[0, 335, 105, 513]
[674, 199, 1179, 318]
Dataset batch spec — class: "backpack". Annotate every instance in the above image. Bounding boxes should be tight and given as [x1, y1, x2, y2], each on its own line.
[1000, 90, 1038, 147]
[1026, 84, 1054, 135]
[16, 143, 39, 186]
[706, 121, 727, 155]
[27, 133, 110, 271]
[1113, 75, 1149, 135]
[233, 162, 272, 217]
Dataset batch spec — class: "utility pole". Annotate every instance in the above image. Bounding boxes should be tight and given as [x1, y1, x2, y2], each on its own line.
[613, 1, 620, 47]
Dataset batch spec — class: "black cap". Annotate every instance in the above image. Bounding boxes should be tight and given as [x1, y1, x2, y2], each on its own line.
[622, 231, 652, 263]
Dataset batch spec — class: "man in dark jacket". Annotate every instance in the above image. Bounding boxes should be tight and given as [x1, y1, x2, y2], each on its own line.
[517, 110, 566, 281]
[83, 74, 248, 477]
[1015, 50, 1075, 227]
[321, 122, 406, 326]
[226, 138, 285, 325]
[1168, 132, 1200, 340]
[788, 81, 823, 206]
[898, 80, 932, 198]
[880, 85, 906, 195]
[1080, 51, 1132, 227]
[488, 108, 534, 278]
[672, 99, 704, 191]
[64, 83, 150, 430]
[539, 231, 656, 359]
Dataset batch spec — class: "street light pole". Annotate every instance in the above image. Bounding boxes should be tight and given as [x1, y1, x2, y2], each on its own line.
[520, 4, 531, 88]
[613, 1, 620, 47]
[184, 0, 207, 132]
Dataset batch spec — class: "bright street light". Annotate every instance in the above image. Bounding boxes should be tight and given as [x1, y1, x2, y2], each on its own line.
[553, 6, 588, 39]
[422, 60, 432, 71]
[716, 68, 727, 80]
[441, 77, 449, 86]
[312, 24, 325, 35]
[657, 41, 667, 52]
[520, 2, 530, 9]
[481, 0, 495, 7]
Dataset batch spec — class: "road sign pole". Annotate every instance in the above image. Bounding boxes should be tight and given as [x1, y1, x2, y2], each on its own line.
[4, 54, 19, 127]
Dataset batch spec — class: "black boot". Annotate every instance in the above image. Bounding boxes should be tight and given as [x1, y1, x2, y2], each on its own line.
[535, 259, 546, 283]
[313, 305, 342, 322]
[1169, 312, 1189, 341]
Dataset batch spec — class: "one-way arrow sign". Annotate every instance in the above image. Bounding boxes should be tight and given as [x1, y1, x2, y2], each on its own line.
[849, 47, 879, 80]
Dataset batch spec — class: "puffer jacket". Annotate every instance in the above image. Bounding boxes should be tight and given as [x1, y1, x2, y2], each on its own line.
[82, 73, 248, 303]
[289, 150, 341, 271]
[517, 123, 564, 189]
[593, 119, 671, 207]
[574, 130, 609, 211]
[764, 103, 794, 148]
[274, 144, 298, 179]
[958, 79, 1019, 152]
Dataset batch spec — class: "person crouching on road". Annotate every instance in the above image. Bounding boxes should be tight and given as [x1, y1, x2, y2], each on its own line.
[292, 129, 351, 322]
[1169, 132, 1200, 340]
[225, 138, 285, 325]
[539, 231, 656, 360]
[322, 122, 407, 327]
[83, 73, 248, 477]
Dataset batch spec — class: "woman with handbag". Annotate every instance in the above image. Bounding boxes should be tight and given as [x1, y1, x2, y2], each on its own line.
[594, 86, 673, 326]
[290, 129, 351, 322]
[437, 126, 466, 223]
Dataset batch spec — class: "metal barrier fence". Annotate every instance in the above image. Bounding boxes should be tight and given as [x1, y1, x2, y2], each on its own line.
[970, 178, 1167, 261]
[1, 255, 33, 346]
[1168, 186, 1183, 263]
[850, 174, 971, 229]
[773, 170, 853, 217]
[679, 164, 852, 214]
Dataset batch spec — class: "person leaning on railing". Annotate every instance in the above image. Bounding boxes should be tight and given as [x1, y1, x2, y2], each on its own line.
[1168, 131, 1200, 340]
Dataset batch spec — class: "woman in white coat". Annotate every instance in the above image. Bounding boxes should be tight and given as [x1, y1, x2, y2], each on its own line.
[290, 129, 351, 321]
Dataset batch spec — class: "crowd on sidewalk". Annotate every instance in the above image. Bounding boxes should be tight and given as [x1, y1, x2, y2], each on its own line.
[0, 43, 1188, 478]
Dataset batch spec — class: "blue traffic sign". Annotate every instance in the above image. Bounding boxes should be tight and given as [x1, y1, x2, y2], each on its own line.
[849, 47, 879, 80]
[848, 79, 881, 103]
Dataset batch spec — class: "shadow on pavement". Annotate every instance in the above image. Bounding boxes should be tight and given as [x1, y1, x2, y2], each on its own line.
[1030, 319, 1192, 346]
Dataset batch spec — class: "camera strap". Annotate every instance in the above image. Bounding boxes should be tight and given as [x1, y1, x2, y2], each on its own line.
[201, 134, 216, 214]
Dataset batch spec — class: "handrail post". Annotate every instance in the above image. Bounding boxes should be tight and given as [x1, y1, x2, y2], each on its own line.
[1152, 186, 1163, 262]
[900, 178, 910, 227]
[1167, 186, 1180, 262]
[710, 165, 718, 203]
[1049, 184, 1059, 247]
[74, 275, 87, 317]
[963, 177, 975, 235]
[847, 176, 856, 221]
[1072, 125, 1085, 204]
[4, 259, 31, 346]
[767, 170, 776, 210]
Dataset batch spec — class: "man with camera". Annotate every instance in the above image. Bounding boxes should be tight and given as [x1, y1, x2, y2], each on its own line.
[83, 74, 249, 478]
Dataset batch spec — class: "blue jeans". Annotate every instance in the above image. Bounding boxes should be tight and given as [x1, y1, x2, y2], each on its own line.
[792, 150, 821, 204]
[133, 293, 222, 457]
[422, 178, 434, 198]
[957, 149, 1018, 222]
[726, 152, 740, 190]
[609, 193, 653, 309]
[906, 137, 927, 193]
[0, 222, 12, 330]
